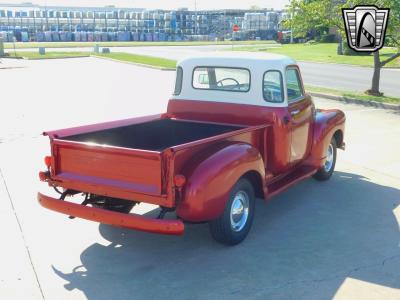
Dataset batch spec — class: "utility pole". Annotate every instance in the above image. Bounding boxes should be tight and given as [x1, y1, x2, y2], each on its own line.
[45, 0, 48, 30]
[290, 11, 293, 43]
[224, 10, 226, 40]
[194, 0, 197, 35]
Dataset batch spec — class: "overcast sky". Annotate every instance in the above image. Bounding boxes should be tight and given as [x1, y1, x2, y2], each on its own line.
[3, 0, 290, 10]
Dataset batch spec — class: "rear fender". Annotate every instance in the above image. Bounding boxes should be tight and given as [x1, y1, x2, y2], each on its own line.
[176, 143, 265, 222]
[307, 109, 345, 168]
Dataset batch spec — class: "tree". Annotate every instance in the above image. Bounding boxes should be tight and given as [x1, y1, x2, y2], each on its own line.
[284, 0, 333, 39]
[284, 0, 400, 96]
[359, 0, 400, 96]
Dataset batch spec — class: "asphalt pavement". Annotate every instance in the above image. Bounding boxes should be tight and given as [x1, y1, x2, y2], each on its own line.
[0, 57, 399, 300]
[11, 44, 400, 97]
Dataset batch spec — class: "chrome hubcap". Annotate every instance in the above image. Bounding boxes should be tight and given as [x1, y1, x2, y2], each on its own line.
[230, 191, 249, 232]
[324, 143, 334, 172]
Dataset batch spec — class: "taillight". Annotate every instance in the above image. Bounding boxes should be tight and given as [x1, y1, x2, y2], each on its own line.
[39, 171, 49, 181]
[44, 156, 51, 168]
[174, 174, 186, 187]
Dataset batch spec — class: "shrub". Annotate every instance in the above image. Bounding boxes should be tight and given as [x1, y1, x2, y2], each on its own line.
[320, 34, 337, 43]
[342, 41, 371, 56]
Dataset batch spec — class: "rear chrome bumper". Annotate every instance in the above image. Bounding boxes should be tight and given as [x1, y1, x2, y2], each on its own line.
[37, 193, 184, 236]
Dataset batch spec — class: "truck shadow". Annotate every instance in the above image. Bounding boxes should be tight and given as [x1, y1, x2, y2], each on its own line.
[52, 171, 400, 299]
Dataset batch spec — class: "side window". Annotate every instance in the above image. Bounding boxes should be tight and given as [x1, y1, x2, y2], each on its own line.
[286, 68, 303, 103]
[263, 70, 283, 103]
[173, 66, 183, 95]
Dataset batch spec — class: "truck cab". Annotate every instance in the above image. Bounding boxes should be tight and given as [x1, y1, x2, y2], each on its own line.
[38, 53, 345, 245]
[170, 53, 318, 173]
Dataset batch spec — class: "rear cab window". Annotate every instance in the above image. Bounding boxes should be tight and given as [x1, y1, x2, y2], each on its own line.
[192, 67, 250, 92]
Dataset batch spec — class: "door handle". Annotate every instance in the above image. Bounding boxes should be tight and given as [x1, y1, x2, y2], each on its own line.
[291, 109, 300, 116]
[283, 115, 290, 125]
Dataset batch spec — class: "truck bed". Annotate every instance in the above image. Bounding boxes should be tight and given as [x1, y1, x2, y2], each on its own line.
[61, 119, 243, 151]
[47, 117, 266, 207]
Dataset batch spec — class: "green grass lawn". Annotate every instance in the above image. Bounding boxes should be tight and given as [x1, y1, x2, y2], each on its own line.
[231, 43, 400, 68]
[93, 52, 177, 69]
[6, 51, 176, 68]
[4, 40, 276, 49]
[306, 85, 400, 104]
[6, 51, 90, 59]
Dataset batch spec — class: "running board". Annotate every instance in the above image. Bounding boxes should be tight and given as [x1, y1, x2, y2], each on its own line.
[266, 166, 317, 200]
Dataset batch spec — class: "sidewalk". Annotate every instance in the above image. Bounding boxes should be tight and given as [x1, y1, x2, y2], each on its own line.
[0, 168, 43, 299]
[309, 92, 400, 111]
[0, 58, 26, 69]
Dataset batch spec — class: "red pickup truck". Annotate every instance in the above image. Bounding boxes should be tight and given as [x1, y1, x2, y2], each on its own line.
[38, 53, 345, 245]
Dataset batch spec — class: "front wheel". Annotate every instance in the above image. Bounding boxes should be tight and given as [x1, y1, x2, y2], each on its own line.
[209, 178, 255, 246]
[313, 138, 337, 181]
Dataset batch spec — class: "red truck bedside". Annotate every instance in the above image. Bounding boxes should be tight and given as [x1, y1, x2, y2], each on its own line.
[38, 53, 345, 245]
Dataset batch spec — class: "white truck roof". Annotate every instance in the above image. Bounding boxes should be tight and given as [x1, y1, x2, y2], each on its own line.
[173, 52, 299, 107]
[177, 52, 296, 71]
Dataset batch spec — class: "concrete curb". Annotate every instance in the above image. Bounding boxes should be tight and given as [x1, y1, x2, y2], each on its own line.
[0, 66, 26, 69]
[22, 55, 90, 60]
[2, 55, 90, 60]
[91, 55, 176, 71]
[1, 56, 24, 59]
[297, 60, 400, 70]
[310, 92, 400, 111]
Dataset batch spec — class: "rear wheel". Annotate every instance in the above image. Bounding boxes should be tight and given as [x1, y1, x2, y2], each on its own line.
[209, 178, 255, 245]
[313, 138, 337, 181]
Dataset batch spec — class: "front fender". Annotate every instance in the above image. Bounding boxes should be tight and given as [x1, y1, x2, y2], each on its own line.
[307, 109, 345, 168]
[176, 143, 265, 222]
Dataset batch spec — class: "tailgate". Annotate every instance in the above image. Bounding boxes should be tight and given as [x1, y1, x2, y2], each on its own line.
[51, 140, 165, 197]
